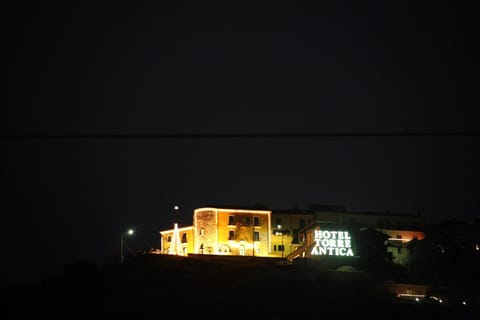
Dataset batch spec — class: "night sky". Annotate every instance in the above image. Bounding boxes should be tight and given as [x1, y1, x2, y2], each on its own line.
[3, 1, 479, 285]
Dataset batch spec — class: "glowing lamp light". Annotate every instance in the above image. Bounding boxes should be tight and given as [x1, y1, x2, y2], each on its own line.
[121, 228, 135, 264]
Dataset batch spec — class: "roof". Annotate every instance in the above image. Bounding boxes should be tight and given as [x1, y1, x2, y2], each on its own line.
[200, 204, 270, 211]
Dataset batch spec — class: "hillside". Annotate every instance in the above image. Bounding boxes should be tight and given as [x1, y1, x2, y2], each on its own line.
[4, 254, 478, 319]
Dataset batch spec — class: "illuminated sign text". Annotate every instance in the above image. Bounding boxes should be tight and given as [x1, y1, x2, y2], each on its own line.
[311, 230, 354, 256]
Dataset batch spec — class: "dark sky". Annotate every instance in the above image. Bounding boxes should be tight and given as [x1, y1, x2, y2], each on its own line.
[3, 1, 479, 284]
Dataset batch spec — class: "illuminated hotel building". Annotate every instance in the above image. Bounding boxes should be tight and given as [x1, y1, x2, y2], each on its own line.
[308, 205, 425, 266]
[159, 205, 425, 266]
[160, 207, 272, 257]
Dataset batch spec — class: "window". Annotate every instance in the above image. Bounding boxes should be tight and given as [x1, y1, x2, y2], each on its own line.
[274, 245, 277, 251]
[396, 235, 402, 239]
[167, 235, 171, 242]
[228, 216, 235, 225]
[253, 216, 260, 226]
[200, 228, 204, 236]
[278, 245, 285, 252]
[244, 217, 251, 226]
[254, 231, 260, 241]
[228, 230, 235, 240]
[181, 233, 187, 243]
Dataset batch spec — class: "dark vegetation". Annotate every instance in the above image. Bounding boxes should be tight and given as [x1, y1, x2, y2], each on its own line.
[4, 253, 479, 319]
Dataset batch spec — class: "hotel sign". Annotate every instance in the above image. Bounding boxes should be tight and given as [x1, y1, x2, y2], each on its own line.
[311, 230, 354, 256]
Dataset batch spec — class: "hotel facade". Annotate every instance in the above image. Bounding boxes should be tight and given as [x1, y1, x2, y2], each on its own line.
[158, 205, 425, 267]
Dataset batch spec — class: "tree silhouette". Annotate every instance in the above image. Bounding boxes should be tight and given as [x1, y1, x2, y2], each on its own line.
[356, 228, 392, 278]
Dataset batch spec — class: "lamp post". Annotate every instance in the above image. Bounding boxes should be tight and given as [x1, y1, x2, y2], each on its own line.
[278, 224, 284, 259]
[120, 229, 134, 264]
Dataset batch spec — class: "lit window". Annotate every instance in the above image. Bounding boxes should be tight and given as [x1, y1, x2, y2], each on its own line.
[200, 228, 204, 236]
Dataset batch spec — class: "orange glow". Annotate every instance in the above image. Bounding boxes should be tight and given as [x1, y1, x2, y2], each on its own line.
[380, 229, 425, 242]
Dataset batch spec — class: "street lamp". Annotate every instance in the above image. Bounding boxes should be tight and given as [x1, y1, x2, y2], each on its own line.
[277, 224, 284, 259]
[120, 229, 134, 264]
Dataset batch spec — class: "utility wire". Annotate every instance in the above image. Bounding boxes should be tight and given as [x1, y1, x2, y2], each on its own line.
[1, 131, 479, 139]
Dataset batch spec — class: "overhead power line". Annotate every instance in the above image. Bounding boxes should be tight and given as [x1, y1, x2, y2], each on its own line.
[1, 131, 479, 140]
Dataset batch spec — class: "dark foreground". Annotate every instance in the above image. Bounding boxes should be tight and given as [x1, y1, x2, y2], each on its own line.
[4, 254, 479, 319]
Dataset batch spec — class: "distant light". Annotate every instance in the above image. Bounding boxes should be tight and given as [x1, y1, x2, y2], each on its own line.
[462, 301, 467, 305]
[415, 298, 420, 302]
[277, 224, 282, 229]
[127, 229, 134, 235]
[476, 244, 479, 251]
[174, 205, 179, 211]
[439, 299, 443, 303]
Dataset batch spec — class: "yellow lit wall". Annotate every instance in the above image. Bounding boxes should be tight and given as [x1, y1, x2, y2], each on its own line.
[193, 208, 271, 257]
[160, 225, 194, 256]
[271, 213, 313, 258]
